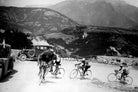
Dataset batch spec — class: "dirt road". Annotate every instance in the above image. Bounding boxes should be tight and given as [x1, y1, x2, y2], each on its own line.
[0, 60, 138, 92]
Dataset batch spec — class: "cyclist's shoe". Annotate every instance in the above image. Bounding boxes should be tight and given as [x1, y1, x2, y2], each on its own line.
[80, 76, 85, 79]
[118, 78, 121, 80]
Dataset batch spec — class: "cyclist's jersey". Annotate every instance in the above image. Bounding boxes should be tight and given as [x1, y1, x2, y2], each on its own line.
[81, 60, 86, 67]
[77, 61, 90, 70]
[55, 60, 61, 65]
[39, 50, 57, 63]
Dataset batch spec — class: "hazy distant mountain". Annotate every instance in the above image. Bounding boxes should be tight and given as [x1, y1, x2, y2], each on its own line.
[0, 6, 78, 36]
[49, 0, 138, 29]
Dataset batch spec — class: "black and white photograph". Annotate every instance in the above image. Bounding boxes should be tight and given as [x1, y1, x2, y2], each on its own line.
[0, 0, 138, 92]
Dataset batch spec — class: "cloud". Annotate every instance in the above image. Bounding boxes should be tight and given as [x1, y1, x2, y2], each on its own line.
[0, 0, 66, 7]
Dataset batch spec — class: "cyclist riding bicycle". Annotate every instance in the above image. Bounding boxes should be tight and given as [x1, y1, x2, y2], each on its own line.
[54, 56, 61, 74]
[118, 62, 129, 81]
[84, 61, 91, 75]
[38, 48, 56, 74]
[75, 58, 91, 76]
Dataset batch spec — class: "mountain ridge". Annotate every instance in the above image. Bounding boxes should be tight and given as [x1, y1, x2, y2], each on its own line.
[49, 0, 138, 29]
[0, 6, 78, 36]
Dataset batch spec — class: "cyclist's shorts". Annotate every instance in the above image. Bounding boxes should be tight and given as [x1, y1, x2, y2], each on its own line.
[86, 65, 91, 69]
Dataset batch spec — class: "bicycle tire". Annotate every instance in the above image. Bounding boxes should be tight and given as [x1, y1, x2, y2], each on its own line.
[55, 68, 65, 78]
[70, 69, 78, 79]
[85, 70, 92, 79]
[107, 73, 117, 82]
[125, 76, 133, 85]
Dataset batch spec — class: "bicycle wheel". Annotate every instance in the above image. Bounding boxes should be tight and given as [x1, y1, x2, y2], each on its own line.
[85, 70, 92, 79]
[125, 76, 133, 85]
[70, 69, 78, 79]
[107, 73, 117, 82]
[56, 68, 65, 78]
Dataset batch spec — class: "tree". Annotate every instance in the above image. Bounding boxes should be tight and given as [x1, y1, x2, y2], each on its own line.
[0, 28, 33, 49]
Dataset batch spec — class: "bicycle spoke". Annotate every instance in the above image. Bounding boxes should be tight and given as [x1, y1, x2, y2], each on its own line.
[125, 76, 133, 85]
[107, 73, 117, 82]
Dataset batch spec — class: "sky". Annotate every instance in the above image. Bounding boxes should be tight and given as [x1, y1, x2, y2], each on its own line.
[0, 0, 138, 7]
[0, 0, 66, 7]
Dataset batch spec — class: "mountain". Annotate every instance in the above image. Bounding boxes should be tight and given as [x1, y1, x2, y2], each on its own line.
[47, 25, 138, 57]
[0, 6, 78, 36]
[0, 6, 138, 57]
[49, 0, 138, 29]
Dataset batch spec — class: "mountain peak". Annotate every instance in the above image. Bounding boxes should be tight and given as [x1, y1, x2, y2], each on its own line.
[0, 6, 78, 36]
[67, 0, 126, 3]
[49, 0, 138, 29]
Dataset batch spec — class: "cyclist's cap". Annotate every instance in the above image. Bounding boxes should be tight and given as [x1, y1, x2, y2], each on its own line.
[82, 58, 85, 60]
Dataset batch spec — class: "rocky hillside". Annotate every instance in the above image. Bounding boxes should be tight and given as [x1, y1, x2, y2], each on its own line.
[0, 6, 78, 36]
[47, 25, 138, 57]
[49, 0, 138, 29]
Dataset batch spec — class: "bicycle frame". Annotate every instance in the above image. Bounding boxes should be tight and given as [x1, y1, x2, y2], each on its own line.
[75, 64, 83, 75]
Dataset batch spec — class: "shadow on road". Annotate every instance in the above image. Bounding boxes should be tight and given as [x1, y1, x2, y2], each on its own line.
[91, 77, 138, 92]
[0, 69, 18, 82]
[48, 76, 63, 79]
[39, 80, 56, 86]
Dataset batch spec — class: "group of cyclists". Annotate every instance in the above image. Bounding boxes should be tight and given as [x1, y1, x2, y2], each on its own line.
[37, 47, 61, 80]
[37, 47, 130, 83]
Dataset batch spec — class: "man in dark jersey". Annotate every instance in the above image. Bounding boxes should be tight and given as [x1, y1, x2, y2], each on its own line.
[38, 48, 57, 76]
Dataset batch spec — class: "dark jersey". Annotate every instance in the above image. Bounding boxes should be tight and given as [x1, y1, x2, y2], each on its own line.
[55, 60, 61, 65]
[39, 51, 57, 63]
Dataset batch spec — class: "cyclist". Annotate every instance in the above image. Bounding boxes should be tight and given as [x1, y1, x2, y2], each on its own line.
[49, 51, 57, 72]
[84, 61, 91, 76]
[75, 58, 91, 77]
[118, 62, 129, 81]
[54, 55, 61, 74]
[75, 58, 85, 69]
[120, 63, 129, 80]
[38, 48, 56, 77]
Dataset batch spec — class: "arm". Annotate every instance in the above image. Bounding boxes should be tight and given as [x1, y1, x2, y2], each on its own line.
[75, 62, 82, 66]
[119, 66, 123, 71]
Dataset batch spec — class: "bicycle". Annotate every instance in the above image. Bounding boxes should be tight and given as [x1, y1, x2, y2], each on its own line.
[50, 65, 65, 78]
[107, 69, 133, 85]
[70, 64, 92, 79]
